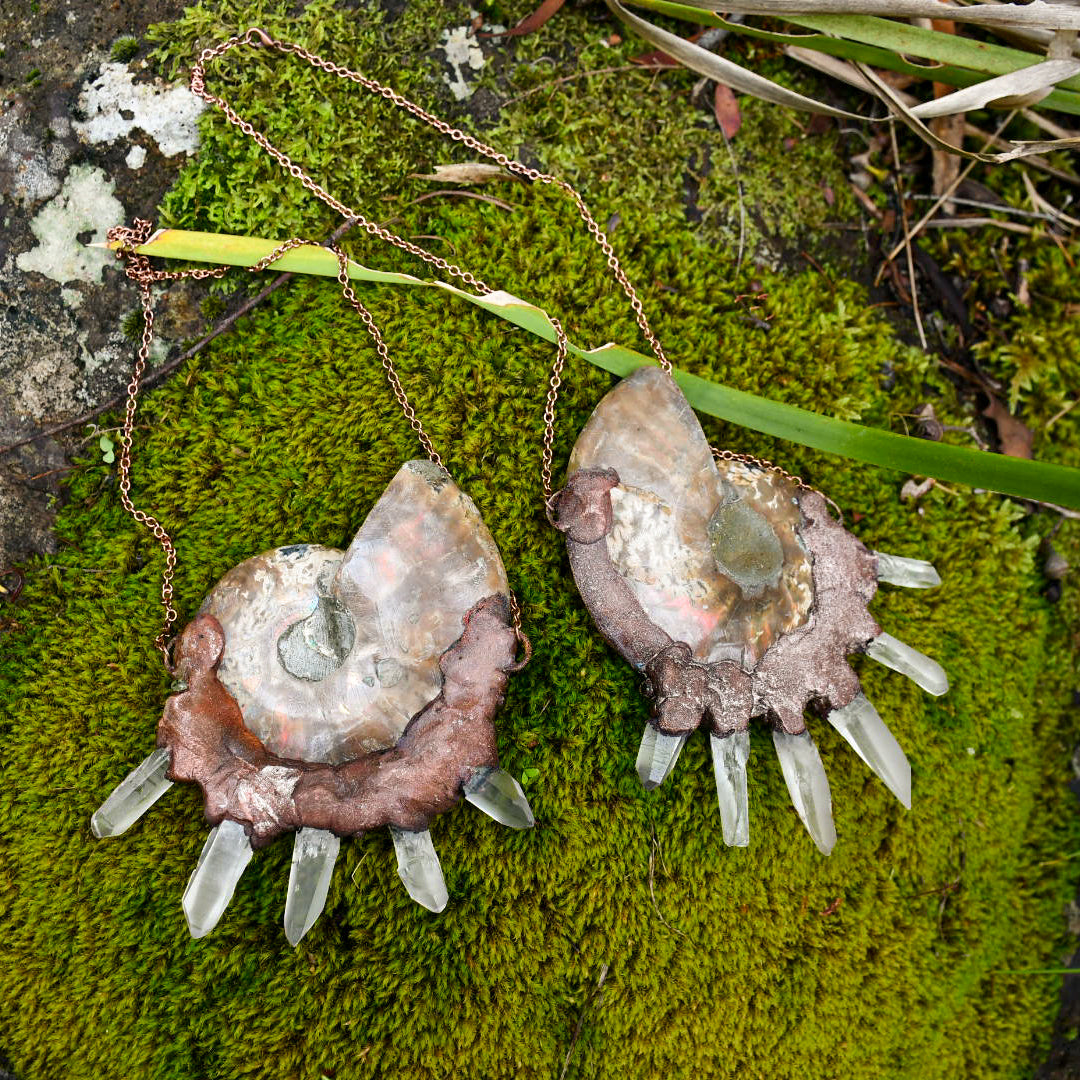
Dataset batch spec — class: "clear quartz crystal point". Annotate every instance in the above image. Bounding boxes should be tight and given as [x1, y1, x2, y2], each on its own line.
[828, 692, 912, 809]
[873, 551, 942, 589]
[463, 767, 535, 829]
[866, 632, 949, 696]
[709, 731, 751, 847]
[635, 726, 689, 791]
[91, 747, 173, 839]
[772, 730, 837, 855]
[182, 819, 254, 939]
[390, 828, 448, 913]
[283, 828, 340, 947]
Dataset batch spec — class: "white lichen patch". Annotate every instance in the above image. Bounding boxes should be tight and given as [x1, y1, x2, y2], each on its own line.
[439, 24, 486, 101]
[73, 62, 205, 157]
[16, 164, 124, 284]
[125, 145, 146, 170]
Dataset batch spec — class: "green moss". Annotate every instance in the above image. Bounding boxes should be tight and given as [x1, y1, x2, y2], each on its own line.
[1, 2, 1078, 1079]
[121, 307, 146, 342]
[110, 36, 141, 64]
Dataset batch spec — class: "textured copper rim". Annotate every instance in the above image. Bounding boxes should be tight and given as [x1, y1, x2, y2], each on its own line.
[158, 594, 519, 846]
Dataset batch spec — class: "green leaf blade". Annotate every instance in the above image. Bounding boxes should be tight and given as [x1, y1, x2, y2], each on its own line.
[114, 228, 1080, 509]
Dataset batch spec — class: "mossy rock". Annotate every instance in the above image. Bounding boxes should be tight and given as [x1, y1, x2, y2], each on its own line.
[2, 2, 1078, 1078]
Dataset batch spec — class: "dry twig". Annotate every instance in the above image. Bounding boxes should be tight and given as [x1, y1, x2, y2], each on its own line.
[559, 964, 610, 1080]
[889, 120, 928, 350]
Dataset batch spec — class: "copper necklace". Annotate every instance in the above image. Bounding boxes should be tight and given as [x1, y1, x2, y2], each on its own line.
[94, 30, 950, 945]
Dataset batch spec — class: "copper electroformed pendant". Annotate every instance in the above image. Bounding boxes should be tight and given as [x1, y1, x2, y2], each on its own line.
[92, 461, 534, 942]
[552, 368, 948, 854]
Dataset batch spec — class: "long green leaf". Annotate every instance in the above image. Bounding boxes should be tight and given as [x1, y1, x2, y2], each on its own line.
[110, 229, 1080, 509]
[791, 14, 1080, 88]
[665, 0, 1080, 31]
[627, 0, 1080, 114]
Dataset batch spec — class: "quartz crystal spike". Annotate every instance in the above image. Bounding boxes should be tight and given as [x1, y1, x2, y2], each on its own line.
[182, 819, 253, 939]
[390, 828, 448, 913]
[284, 828, 340, 947]
[873, 551, 942, 589]
[827, 692, 911, 809]
[866, 632, 949, 696]
[90, 747, 173, 839]
[636, 727, 689, 790]
[463, 767, 535, 829]
[709, 731, 751, 847]
[772, 730, 836, 855]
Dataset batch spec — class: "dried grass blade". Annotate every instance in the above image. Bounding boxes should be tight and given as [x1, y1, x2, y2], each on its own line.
[910, 58, 1080, 116]
[857, 60, 1080, 158]
[628, 1, 1080, 113]
[670, 0, 1080, 32]
[606, 0, 867, 117]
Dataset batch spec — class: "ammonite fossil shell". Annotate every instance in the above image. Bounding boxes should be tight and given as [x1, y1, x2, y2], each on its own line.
[92, 461, 534, 942]
[553, 367, 947, 854]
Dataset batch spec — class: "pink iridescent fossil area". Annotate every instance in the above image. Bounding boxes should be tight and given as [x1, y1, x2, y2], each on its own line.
[568, 367, 813, 666]
[200, 460, 509, 764]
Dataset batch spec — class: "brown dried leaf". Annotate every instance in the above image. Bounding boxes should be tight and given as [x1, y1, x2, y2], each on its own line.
[983, 395, 1034, 459]
[931, 115, 965, 200]
[505, 0, 566, 37]
[713, 83, 743, 137]
[630, 48, 681, 65]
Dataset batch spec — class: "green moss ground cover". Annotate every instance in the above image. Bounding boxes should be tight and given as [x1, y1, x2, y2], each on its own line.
[2, 2, 1079, 1077]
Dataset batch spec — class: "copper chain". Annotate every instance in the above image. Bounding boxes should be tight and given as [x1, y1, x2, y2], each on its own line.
[541, 318, 568, 503]
[107, 218, 228, 666]
[333, 248, 443, 467]
[111, 28, 811, 663]
[189, 29, 671, 371]
[189, 28, 673, 505]
[710, 446, 843, 521]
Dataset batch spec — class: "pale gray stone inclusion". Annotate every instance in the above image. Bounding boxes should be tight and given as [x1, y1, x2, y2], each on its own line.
[464, 767, 535, 829]
[707, 498, 784, 597]
[182, 819, 253, 939]
[636, 727, 689, 790]
[276, 595, 356, 682]
[90, 747, 173, 838]
[284, 828, 340, 946]
[710, 731, 751, 847]
[827, 693, 911, 809]
[866, 632, 949, 696]
[375, 657, 405, 688]
[772, 730, 836, 855]
[873, 551, 942, 589]
[390, 828, 448, 913]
